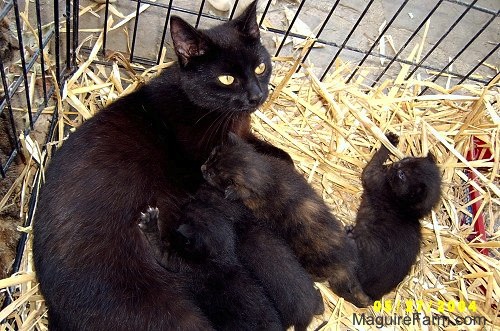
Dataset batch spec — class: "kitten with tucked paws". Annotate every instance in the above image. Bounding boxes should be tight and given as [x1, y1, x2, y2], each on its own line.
[347, 133, 442, 300]
[202, 133, 372, 307]
[139, 202, 283, 331]
[139, 185, 324, 331]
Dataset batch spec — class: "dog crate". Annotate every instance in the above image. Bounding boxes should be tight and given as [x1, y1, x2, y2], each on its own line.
[0, 0, 498, 329]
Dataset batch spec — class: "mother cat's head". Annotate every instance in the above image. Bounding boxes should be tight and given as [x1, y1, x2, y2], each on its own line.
[170, 0, 271, 113]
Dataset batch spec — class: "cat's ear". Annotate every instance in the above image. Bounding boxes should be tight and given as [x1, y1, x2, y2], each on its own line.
[426, 152, 437, 163]
[176, 224, 194, 242]
[227, 132, 244, 146]
[170, 16, 210, 66]
[231, 0, 260, 40]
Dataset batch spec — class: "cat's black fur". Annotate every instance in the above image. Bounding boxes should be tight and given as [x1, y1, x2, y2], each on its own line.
[33, 2, 290, 329]
[139, 203, 283, 331]
[139, 185, 324, 331]
[346, 133, 442, 300]
[202, 133, 372, 307]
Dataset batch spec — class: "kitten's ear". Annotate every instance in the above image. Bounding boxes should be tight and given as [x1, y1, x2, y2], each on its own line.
[170, 16, 210, 66]
[176, 224, 194, 242]
[231, 0, 260, 40]
[227, 132, 244, 146]
[426, 152, 437, 163]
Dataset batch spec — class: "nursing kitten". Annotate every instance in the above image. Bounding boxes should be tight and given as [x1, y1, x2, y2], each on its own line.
[346, 133, 442, 300]
[139, 204, 284, 331]
[202, 133, 372, 307]
[139, 185, 324, 331]
[33, 2, 290, 329]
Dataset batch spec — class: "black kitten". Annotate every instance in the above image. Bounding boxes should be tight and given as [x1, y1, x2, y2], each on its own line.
[346, 133, 442, 300]
[139, 203, 283, 331]
[139, 185, 324, 331]
[202, 133, 372, 307]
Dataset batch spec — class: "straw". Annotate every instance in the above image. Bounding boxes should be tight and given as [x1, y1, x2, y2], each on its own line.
[0, 5, 498, 330]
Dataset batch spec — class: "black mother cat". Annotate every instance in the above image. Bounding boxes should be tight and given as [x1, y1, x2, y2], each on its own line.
[33, 2, 289, 329]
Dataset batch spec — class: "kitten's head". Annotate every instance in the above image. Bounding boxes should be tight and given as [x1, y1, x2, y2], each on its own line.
[173, 202, 237, 264]
[170, 1, 271, 113]
[201, 133, 270, 200]
[388, 153, 442, 217]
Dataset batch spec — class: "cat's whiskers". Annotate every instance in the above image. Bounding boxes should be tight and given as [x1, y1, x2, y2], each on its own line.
[200, 109, 232, 153]
[218, 112, 236, 147]
[194, 109, 218, 126]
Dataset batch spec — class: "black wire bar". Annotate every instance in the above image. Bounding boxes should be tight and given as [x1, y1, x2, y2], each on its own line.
[419, 11, 499, 95]
[12, 0, 33, 128]
[320, 0, 377, 81]
[346, 0, 410, 84]
[404, 0, 479, 80]
[34, 0, 48, 105]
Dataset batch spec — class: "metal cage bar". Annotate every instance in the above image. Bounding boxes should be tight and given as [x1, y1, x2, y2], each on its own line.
[420, 10, 499, 95]
[346, 0, 410, 83]
[457, 43, 500, 85]
[130, 0, 143, 62]
[300, 0, 341, 67]
[157, 0, 175, 65]
[34, 0, 48, 106]
[102, 0, 111, 54]
[320, 0, 377, 81]
[371, 0, 445, 87]
[274, 0, 307, 56]
[0, 0, 77, 178]
[12, 0, 33, 128]
[404, 0, 479, 80]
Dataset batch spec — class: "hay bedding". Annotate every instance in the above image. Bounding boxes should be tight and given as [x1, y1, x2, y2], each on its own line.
[0, 4, 499, 330]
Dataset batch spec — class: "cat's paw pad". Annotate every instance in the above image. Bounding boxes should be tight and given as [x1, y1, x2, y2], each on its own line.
[345, 225, 354, 237]
[386, 133, 399, 146]
[224, 185, 239, 200]
[138, 206, 159, 232]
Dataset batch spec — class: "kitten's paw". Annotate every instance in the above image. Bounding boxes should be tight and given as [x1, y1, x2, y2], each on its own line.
[386, 132, 399, 146]
[355, 294, 374, 308]
[138, 206, 159, 232]
[345, 225, 354, 237]
[224, 185, 239, 200]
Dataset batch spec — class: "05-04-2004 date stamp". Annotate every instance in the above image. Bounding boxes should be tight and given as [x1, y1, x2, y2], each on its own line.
[351, 299, 488, 328]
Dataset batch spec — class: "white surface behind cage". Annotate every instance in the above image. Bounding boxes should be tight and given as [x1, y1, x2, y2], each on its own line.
[207, 0, 270, 14]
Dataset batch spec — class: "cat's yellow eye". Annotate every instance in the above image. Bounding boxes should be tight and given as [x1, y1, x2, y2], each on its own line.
[218, 75, 235, 85]
[255, 63, 266, 75]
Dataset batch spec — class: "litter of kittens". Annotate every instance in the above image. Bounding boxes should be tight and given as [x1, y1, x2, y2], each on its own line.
[0, 7, 499, 331]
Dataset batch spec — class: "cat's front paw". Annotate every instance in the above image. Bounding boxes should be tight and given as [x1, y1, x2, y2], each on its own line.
[224, 185, 239, 200]
[138, 206, 160, 233]
[386, 132, 399, 146]
[345, 224, 354, 237]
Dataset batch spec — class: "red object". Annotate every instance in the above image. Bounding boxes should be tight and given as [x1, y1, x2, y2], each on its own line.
[463, 136, 490, 256]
